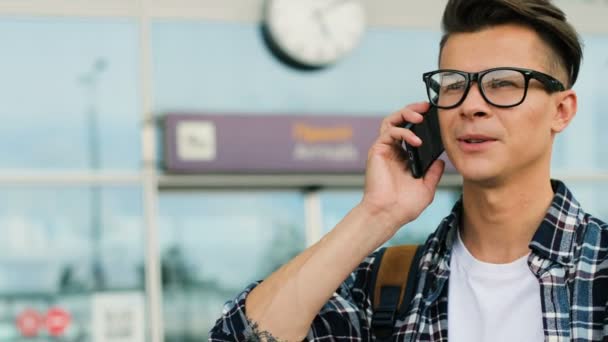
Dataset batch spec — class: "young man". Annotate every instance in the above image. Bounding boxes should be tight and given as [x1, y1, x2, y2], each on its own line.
[210, 0, 607, 341]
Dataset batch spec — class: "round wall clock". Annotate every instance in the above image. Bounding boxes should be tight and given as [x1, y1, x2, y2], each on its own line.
[262, 0, 367, 70]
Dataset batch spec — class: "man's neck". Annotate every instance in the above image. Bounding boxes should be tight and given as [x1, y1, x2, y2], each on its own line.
[460, 172, 555, 264]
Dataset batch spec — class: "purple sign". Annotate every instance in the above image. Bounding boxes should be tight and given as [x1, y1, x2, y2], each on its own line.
[164, 113, 455, 174]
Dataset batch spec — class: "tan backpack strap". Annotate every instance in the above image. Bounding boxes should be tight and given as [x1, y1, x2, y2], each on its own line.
[370, 244, 422, 341]
[373, 245, 419, 311]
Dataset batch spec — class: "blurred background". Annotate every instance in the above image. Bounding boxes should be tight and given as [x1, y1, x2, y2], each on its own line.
[0, 0, 606, 341]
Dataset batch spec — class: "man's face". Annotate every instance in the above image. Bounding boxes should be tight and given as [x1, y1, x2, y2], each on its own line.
[437, 24, 567, 185]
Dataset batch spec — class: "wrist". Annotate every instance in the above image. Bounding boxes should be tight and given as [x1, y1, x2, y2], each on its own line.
[357, 199, 412, 231]
[339, 203, 406, 250]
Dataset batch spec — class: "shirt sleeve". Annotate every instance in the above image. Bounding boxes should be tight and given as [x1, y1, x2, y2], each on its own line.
[207, 251, 379, 341]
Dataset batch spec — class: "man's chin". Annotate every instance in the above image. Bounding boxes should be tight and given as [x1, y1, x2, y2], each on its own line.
[458, 166, 504, 187]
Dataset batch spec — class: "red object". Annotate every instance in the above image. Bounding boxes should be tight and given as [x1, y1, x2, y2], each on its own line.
[16, 309, 42, 337]
[45, 308, 70, 336]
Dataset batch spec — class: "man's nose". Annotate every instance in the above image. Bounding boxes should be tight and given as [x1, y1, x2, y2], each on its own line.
[460, 82, 490, 119]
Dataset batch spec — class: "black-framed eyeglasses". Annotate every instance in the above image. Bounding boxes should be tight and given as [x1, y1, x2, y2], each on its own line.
[422, 67, 565, 109]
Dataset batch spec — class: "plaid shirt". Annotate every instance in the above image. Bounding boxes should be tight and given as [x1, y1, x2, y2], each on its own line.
[209, 180, 608, 341]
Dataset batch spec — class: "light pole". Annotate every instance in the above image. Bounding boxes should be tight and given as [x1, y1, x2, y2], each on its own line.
[79, 58, 107, 291]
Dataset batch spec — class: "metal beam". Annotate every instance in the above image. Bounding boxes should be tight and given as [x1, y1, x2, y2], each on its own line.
[157, 173, 465, 190]
[0, 172, 141, 186]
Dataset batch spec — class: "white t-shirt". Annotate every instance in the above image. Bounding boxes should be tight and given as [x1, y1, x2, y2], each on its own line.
[448, 230, 544, 341]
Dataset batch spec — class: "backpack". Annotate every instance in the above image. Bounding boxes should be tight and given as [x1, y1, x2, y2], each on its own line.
[369, 244, 424, 341]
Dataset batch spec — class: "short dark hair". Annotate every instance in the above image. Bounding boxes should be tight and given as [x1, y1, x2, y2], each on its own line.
[439, 0, 583, 88]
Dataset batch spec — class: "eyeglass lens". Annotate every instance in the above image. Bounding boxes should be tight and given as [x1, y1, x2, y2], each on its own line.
[429, 69, 527, 108]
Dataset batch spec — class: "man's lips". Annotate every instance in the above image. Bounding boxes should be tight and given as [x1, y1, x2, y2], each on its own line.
[457, 134, 498, 144]
[456, 134, 498, 152]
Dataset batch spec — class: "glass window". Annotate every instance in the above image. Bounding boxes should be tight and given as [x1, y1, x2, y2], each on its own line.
[552, 35, 608, 171]
[320, 188, 461, 246]
[0, 18, 140, 170]
[564, 181, 608, 220]
[158, 191, 306, 341]
[0, 186, 145, 340]
[151, 21, 440, 115]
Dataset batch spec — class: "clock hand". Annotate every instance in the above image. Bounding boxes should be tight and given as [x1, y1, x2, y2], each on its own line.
[312, 8, 333, 39]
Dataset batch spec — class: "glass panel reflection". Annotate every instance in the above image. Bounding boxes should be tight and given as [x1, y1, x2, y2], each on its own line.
[0, 18, 140, 170]
[563, 181, 608, 220]
[552, 35, 608, 171]
[320, 188, 462, 245]
[0, 186, 145, 341]
[151, 21, 439, 115]
[158, 191, 306, 341]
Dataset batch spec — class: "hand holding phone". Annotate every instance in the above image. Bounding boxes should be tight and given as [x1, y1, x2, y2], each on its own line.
[401, 106, 444, 178]
[359, 102, 446, 233]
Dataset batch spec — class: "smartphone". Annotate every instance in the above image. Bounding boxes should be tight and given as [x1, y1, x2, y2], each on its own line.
[400, 106, 444, 178]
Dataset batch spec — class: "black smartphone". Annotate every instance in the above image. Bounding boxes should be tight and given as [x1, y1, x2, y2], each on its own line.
[400, 106, 444, 178]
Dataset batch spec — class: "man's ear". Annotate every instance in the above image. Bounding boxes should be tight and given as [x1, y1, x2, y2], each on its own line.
[551, 89, 577, 133]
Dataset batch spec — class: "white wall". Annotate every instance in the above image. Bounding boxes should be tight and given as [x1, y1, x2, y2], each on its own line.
[0, 0, 607, 33]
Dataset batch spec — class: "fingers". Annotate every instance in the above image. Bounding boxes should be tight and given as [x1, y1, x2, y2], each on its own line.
[376, 102, 431, 148]
[423, 159, 446, 190]
[377, 125, 422, 147]
[380, 102, 430, 134]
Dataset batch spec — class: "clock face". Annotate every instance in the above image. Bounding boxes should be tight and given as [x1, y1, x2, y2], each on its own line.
[263, 0, 366, 68]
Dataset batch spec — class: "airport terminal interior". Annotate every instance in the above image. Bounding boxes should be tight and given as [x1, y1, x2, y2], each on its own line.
[0, 0, 607, 340]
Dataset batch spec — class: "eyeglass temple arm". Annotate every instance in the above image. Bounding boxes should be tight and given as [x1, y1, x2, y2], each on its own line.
[531, 72, 566, 91]
[428, 78, 441, 93]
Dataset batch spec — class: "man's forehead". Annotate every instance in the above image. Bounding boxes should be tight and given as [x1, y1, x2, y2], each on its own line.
[439, 24, 553, 73]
